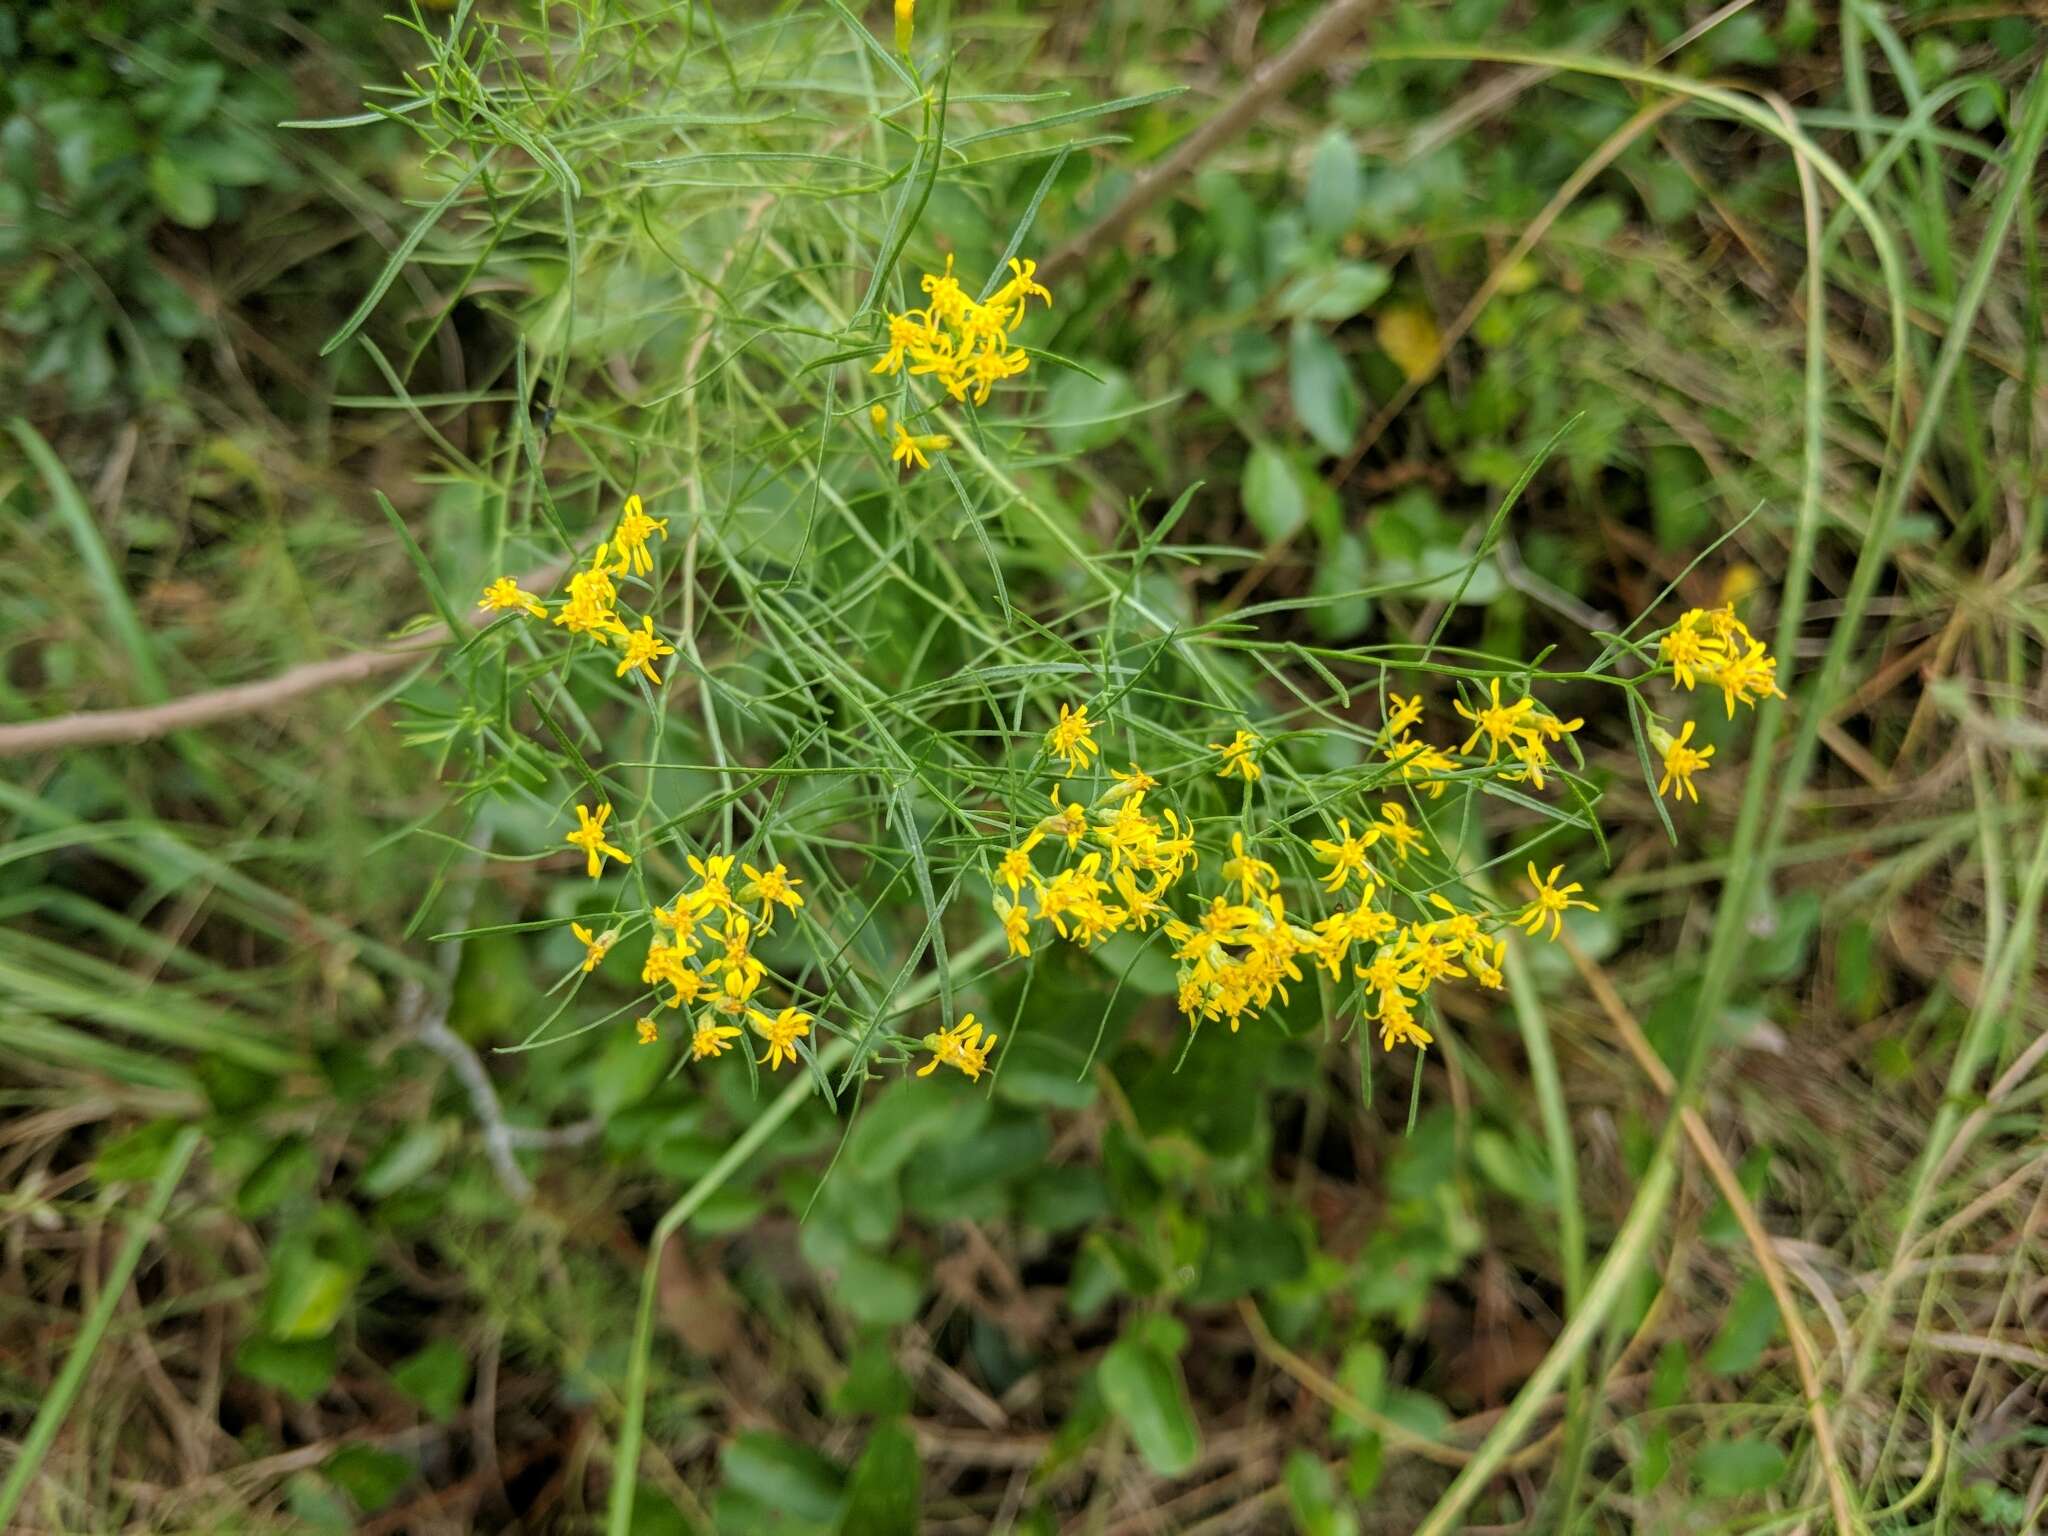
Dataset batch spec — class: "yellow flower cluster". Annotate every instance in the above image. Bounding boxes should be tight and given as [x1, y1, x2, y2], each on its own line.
[872, 254, 1051, 408]
[983, 700, 1599, 1055]
[1381, 682, 1584, 797]
[476, 494, 676, 685]
[1650, 602, 1785, 803]
[628, 852, 813, 1069]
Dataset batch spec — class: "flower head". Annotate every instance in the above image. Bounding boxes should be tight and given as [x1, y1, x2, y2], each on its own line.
[686, 852, 736, 914]
[1453, 678, 1536, 762]
[1382, 692, 1426, 739]
[565, 803, 631, 879]
[1658, 612, 1728, 691]
[1707, 637, 1784, 718]
[635, 1016, 659, 1045]
[1375, 993, 1434, 1053]
[1657, 719, 1714, 802]
[612, 493, 669, 577]
[1375, 802, 1427, 862]
[918, 1012, 998, 1080]
[749, 1006, 813, 1071]
[1513, 862, 1598, 942]
[1220, 832, 1278, 900]
[615, 615, 676, 686]
[890, 420, 952, 471]
[552, 544, 632, 640]
[691, 1019, 743, 1060]
[1045, 703, 1100, 777]
[995, 896, 1032, 957]
[479, 576, 547, 619]
[740, 862, 804, 927]
[1310, 817, 1380, 893]
[571, 921, 616, 973]
[1211, 729, 1262, 782]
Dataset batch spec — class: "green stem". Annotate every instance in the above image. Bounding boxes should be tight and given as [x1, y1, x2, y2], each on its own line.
[0, 1126, 203, 1529]
[604, 927, 1004, 1536]
[1413, 1117, 1682, 1536]
[1504, 942, 1588, 1522]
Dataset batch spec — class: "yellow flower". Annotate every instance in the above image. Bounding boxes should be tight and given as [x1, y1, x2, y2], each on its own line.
[686, 852, 736, 914]
[1523, 710, 1585, 745]
[995, 896, 1032, 957]
[612, 493, 669, 577]
[1506, 733, 1552, 791]
[1355, 945, 1422, 1003]
[1706, 637, 1784, 718]
[1453, 678, 1535, 763]
[1424, 894, 1483, 952]
[992, 833, 1041, 898]
[918, 1012, 998, 1080]
[1658, 611, 1727, 691]
[641, 939, 703, 1007]
[1108, 762, 1156, 798]
[565, 802, 631, 879]
[1646, 720, 1712, 806]
[1375, 802, 1427, 862]
[571, 921, 616, 973]
[872, 309, 933, 375]
[710, 963, 763, 1016]
[1385, 734, 1457, 798]
[1513, 862, 1598, 942]
[739, 862, 804, 926]
[749, 1006, 812, 1071]
[894, 0, 915, 54]
[635, 1016, 659, 1046]
[1397, 922, 1467, 985]
[1702, 600, 1751, 645]
[1375, 993, 1434, 1053]
[1470, 935, 1506, 990]
[1211, 729, 1263, 782]
[1382, 692, 1425, 739]
[1310, 816, 1380, 893]
[890, 420, 952, 471]
[1221, 832, 1278, 900]
[479, 576, 547, 619]
[554, 542, 630, 640]
[987, 258, 1053, 327]
[920, 253, 971, 329]
[1045, 788, 1088, 851]
[691, 1019, 743, 1060]
[1045, 702, 1100, 777]
[614, 615, 676, 686]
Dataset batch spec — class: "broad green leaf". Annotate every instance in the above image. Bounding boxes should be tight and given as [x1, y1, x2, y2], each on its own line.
[392, 1339, 470, 1423]
[1307, 532, 1372, 641]
[1305, 131, 1362, 240]
[1278, 262, 1391, 322]
[1243, 443, 1305, 541]
[1693, 1436, 1788, 1497]
[235, 1335, 337, 1401]
[323, 1446, 413, 1514]
[1098, 1335, 1200, 1476]
[1289, 321, 1360, 455]
[838, 1421, 920, 1536]
[1703, 1272, 1780, 1375]
[148, 152, 216, 227]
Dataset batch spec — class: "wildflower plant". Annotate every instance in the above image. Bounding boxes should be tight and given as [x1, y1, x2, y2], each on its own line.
[335, 5, 1796, 1529]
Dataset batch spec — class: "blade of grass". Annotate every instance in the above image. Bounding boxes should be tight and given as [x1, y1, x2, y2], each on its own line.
[0, 1126, 203, 1530]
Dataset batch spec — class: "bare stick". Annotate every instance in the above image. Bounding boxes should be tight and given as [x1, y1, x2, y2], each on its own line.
[1038, 0, 1377, 283]
[0, 548, 581, 760]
